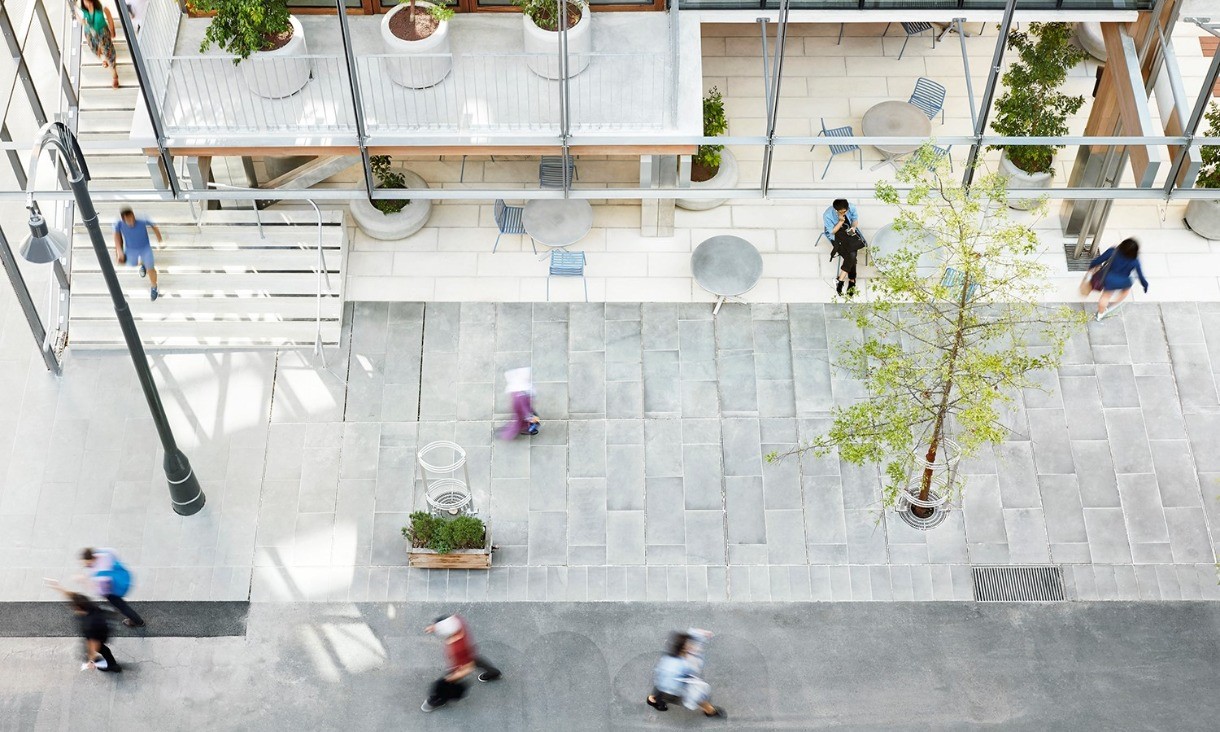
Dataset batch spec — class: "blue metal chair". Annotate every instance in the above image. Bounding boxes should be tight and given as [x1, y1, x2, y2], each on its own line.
[931, 144, 953, 172]
[539, 156, 578, 189]
[909, 77, 947, 124]
[942, 267, 978, 299]
[885, 22, 936, 61]
[813, 117, 861, 180]
[547, 250, 587, 302]
[494, 199, 535, 254]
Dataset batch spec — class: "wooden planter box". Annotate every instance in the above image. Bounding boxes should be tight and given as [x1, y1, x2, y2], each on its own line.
[406, 532, 492, 569]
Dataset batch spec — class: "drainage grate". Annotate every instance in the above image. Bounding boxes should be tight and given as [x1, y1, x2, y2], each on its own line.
[1063, 243, 1094, 272]
[972, 566, 1065, 602]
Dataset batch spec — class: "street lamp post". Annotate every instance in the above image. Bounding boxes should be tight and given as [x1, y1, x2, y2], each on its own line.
[22, 122, 205, 516]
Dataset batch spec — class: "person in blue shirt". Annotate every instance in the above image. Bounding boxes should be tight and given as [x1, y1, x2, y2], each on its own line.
[1088, 237, 1148, 321]
[113, 208, 163, 301]
[823, 199, 864, 296]
[646, 628, 726, 718]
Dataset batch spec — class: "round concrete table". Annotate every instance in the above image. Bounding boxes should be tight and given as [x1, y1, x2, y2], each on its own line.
[861, 101, 931, 170]
[691, 235, 764, 314]
[870, 223, 942, 274]
[523, 199, 594, 250]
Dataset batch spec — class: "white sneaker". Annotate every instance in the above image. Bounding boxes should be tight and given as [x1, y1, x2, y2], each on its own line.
[421, 701, 436, 713]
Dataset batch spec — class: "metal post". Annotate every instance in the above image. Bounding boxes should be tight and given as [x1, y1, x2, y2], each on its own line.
[955, 19, 978, 130]
[112, 0, 178, 198]
[0, 226, 61, 374]
[334, 0, 377, 200]
[558, 0, 572, 194]
[961, 0, 1018, 188]
[1164, 43, 1220, 194]
[34, 124, 204, 515]
[760, 0, 790, 196]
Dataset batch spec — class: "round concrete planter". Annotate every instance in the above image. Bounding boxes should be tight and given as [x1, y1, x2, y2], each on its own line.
[523, 2, 591, 80]
[381, 2, 452, 89]
[242, 16, 312, 100]
[999, 151, 1053, 211]
[349, 170, 432, 240]
[676, 149, 738, 211]
[1074, 22, 1107, 62]
[1184, 198, 1220, 241]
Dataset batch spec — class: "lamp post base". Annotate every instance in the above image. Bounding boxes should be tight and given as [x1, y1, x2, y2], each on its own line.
[165, 448, 206, 516]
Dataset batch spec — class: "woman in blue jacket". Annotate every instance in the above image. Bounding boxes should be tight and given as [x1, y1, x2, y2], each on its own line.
[1089, 238, 1148, 320]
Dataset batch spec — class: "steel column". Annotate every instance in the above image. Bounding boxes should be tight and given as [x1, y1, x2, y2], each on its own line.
[112, 0, 178, 198]
[334, 0, 377, 201]
[961, 0, 1018, 188]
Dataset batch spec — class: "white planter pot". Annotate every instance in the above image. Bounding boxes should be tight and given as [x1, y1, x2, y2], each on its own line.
[999, 151, 1052, 211]
[1185, 198, 1220, 241]
[523, 2, 591, 80]
[380, 2, 452, 89]
[349, 170, 433, 240]
[242, 16, 311, 100]
[676, 148, 738, 211]
[1074, 22, 1107, 62]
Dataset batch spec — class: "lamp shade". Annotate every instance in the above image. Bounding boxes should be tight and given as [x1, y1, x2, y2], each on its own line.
[21, 211, 69, 264]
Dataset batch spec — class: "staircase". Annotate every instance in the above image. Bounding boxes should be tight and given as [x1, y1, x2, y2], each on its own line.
[66, 19, 345, 350]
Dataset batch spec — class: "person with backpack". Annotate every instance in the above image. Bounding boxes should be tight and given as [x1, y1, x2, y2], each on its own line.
[1084, 237, 1149, 321]
[80, 547, 144, 628]
[421, 614, 502, 713]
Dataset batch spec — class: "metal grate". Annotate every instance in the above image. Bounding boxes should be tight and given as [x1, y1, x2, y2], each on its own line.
[1064, 243, 1094, 272]
[972, 566, 1066, 602]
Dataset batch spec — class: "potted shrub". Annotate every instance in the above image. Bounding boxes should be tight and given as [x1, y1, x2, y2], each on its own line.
[380, 0, 454, 89]
[349, 155, 433, 240]
[402, 512, 492, 569]
[989, 23, 1086, 210]
[514, 0, 591, 80]
[194, 0, 311, 99]
[1185, 103, 1220, 240]
[677, 88, 737, 211]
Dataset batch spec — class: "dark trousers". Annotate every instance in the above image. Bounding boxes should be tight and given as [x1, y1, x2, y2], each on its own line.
[93, 643, 121, 672]
[426, 657, 501, 707]
[475, 656, 501, 680]
[105, 594, 144, 626]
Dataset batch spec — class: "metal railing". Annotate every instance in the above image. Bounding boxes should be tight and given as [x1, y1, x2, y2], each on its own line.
[139, 0, 183, 94]
[147, 55, 356, 134]
[144, 51, 670, 136]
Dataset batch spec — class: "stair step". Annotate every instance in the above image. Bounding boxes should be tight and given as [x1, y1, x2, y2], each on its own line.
[71, 272, 338, 296]
[70, 293, 343, 321]
[72, 225, 344, 248]
[67, 319, 341, 349]
[80, 65, 137, 89]
[75, 108, 140, 133]
[82, 156, 154, 180]
[71, 248, 344, 271]
[80, 85, 139, 111]
[200, 209, 347, 227]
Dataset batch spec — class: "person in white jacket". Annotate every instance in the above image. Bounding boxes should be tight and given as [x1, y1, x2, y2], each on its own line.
[646, 628, 727, 718]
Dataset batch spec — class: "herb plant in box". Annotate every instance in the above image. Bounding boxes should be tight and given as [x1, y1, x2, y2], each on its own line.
[349, 156, 433, 241]
[402, 512, 492, 569]
[381, 0, 455, 89]
[194, 0, 311, 99]
[677, 88, 738, 212]
[514, 0, 592, 80]
[989, 23, 1087, 209]
[1184, 103, 1220, 240]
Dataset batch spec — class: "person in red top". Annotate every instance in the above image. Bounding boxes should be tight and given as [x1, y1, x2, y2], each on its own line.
[421, 614, 502, 712]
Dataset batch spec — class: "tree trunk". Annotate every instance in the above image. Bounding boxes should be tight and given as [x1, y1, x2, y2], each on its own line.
[408, 0, 416, 24]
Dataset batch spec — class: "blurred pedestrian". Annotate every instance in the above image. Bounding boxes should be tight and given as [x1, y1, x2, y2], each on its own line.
[114, 208, 164, 301]
[497, 367, 540, 440]
[646, 628, 726, 719]
[50, 587, 122, 674]
[421, 614, 502, 713]
[78, 0, 119, 89]
[80, 547, 145, 628]
[1085, 237, 1148, 321]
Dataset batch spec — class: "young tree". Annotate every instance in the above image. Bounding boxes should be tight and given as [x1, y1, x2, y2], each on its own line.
[770, 146, 1086, 526]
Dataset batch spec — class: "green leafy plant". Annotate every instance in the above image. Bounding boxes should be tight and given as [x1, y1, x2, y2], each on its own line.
[767, 147, 1086, 520]
[369, 155, 409, 215]
[990, 23, 1087, 175]
[513, 0, 582, 33]
[1195, 103, 1220, 189]
[194, 0, 292, 63]
[398, 0, 455, 25]
[402, 512, 487, 554]
[693, 87, 728, 174]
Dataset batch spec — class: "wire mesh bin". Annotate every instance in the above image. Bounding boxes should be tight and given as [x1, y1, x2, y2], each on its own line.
[415, 440, 475, 515]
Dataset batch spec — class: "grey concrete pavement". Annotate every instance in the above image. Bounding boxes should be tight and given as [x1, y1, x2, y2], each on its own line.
[2, 601, 1218, 730]
[1, 300, 1218, 602]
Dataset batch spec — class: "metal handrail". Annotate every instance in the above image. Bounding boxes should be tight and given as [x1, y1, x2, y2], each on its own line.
[205, 181, 264, 239]
[302, 197, 333, 365]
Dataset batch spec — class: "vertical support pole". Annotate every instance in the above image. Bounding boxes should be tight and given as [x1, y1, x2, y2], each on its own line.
[1165, 43, 1220, 194]
[0, 226, 62, 375]
[962, 0, 1018, 188]
[759, 0, 790, 197]
[112, 0, 179, 198]
[558, 0, 572, 194]
[335, 0, 377, 201]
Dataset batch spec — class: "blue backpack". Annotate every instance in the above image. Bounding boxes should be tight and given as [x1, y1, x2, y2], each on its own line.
[98, 556, 132, 597]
